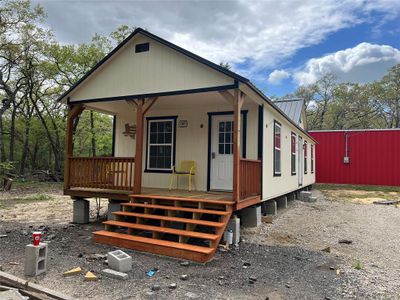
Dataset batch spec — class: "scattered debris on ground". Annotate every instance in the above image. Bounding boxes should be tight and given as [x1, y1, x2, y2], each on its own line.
[1, 183, 400, 299]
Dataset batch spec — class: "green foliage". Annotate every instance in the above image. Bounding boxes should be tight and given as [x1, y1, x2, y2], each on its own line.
[24, 193, 53, 201]
[0, 1, 136, 176]
[283, 66, 400, 130]
[0, 161, 14, 176]
[354, 260, 364, 270]
[219, 62, 232, 70]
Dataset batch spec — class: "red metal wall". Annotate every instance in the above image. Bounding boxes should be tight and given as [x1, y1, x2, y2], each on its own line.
[309, 129, 400, 186]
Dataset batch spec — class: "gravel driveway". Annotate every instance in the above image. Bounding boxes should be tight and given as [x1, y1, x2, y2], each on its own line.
[0, 184, 399, 299]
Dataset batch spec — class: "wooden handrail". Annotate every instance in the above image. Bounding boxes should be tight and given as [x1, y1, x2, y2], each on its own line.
[68, 157, 135, 191]
[239, 158, 262, 200]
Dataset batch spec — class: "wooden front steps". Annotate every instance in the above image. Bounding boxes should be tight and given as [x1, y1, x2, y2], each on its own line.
[93, 194, 234, 262]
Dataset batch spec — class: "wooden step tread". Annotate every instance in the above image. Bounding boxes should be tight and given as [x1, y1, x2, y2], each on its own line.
[129, 194, 234, 205]
[112, 211, 225, 227]
[121, 203, 230, 215]
[103, 220, 219, 240]
[93, 230, 214, 254]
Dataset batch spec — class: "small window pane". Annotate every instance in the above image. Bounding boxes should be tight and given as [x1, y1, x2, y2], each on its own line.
[165, 133, 172, 144]
[219, 122, 225, 131]
[165, 122, 172, 132]
[158, 122, 165, 132]
[226, 121, 232, 132]
[225, 144, 231, 154]
[219, 133, 224, 143]
[164, 156, 171, 168]
[219, 144, 224, 154]
[225, 132, 231, 143]
[158, 133, 165, 144]
[149, 157, 157, 168]
[150, 122, 157, 132]
[150, 133, 157, 144]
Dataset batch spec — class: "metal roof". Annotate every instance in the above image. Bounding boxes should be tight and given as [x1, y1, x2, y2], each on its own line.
[273, 98, 304, 125]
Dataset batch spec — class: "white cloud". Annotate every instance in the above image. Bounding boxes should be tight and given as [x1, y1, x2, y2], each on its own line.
[267, 69, 291, 85]
[35, 0, 400, 78]
[294, 43, 400, 85]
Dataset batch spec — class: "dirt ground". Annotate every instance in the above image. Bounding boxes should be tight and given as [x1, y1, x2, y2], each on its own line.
[1, 182, 399, 299]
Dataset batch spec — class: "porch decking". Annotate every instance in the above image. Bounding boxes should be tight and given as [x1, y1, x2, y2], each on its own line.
[65, 187, 259, 210]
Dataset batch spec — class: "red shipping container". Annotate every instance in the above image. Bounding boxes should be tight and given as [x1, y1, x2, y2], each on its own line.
[309, 129, 400, 186]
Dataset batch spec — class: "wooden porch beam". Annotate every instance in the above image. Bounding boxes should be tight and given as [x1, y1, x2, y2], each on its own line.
[143, 97, 158, 115]
[218, 90, 235, 106]
[64, 104, 85, 190]
[233, 89, 244, 202]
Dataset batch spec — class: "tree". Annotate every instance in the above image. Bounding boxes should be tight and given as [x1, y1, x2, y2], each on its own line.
[378, 64, 400, 128]
[0, 0, 46, 163]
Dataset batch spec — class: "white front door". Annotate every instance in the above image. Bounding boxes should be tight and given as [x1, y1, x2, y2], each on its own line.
[210, 115, 234, 191]
[298, 136, 303, 186]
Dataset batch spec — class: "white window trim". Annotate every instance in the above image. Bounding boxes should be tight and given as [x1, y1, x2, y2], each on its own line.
[274, 121, 282, 176]
[146, 118, 175, 171]
[291, 132, 297, 175]
[311, 144, 314, 174]
[304, 140, 308, 174]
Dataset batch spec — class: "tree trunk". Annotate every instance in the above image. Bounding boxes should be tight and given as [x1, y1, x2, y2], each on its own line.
[0, 118, 6, 162]
[90, 110, 96, 156]
[9, 103, 17, 161]
[19, 120, 31, 175]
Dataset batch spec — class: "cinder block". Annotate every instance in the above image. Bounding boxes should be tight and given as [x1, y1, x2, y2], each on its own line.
[107, 250, 132, 272]
[101, 268, 128, 280]
[241, 206, 261, 227]
[262, 200, 277, 216]
[309, 196, 317, 202]
[73, 199, 89, 224]
[226, 215, 240, 245]
[276, 196, 288, 209]
[107, 201, 121, 220]
[287, 192, 295, 201]
[25, 243, 47, 276]
[299, 191, 312, 202]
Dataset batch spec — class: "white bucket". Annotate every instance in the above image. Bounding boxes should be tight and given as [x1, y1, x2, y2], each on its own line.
[224, 229, 233, 245]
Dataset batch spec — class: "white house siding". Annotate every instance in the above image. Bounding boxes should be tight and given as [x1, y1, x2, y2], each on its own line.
[262, 105, 316, 200]
[67, 34, 234, 102]
[111, 92, 259, 191]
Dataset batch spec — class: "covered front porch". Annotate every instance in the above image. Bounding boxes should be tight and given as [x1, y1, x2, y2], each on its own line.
[64, 89, 262, 210]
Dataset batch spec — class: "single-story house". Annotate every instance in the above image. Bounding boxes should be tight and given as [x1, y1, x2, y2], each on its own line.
[60, 28, 316, 262]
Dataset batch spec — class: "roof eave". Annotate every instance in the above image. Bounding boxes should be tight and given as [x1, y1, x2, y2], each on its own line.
[243, 82, 317, 143]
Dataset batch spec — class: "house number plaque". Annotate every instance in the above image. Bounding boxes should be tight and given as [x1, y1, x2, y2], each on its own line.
[178, 120, 188, 128]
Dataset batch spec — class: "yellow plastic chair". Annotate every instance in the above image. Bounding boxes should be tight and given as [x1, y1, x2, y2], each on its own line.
[169, 160, 196, 191]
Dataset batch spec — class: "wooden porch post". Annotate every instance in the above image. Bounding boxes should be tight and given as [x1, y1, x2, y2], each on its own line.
[64, 104, 85, 190]
[133, 100, 144, 194]
[233, 89, 243, 202]
[130, 97, 158, 194]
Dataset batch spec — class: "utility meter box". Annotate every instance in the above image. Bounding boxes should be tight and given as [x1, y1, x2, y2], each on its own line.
[343, 156, 350, 164]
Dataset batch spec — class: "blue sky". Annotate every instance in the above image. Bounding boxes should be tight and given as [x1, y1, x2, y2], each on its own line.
[264, 14, 400, 96]
[35, 0, 400, 97]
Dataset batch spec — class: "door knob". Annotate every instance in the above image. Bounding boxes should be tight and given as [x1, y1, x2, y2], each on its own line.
[212, 152, 216, 159]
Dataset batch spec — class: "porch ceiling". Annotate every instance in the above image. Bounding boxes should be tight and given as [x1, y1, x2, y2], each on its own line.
[84, 90, 256, 118]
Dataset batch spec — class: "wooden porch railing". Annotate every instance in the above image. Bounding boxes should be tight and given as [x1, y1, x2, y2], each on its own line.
[68, 157, 135, 190]
[239, 158, 262, 200]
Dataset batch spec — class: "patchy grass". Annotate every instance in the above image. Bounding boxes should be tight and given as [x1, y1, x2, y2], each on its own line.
[315, 183, 400, 193]
[354, 260, 364, 270]
[9, 193, 54, 202]
[316, 184, 400, 204]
